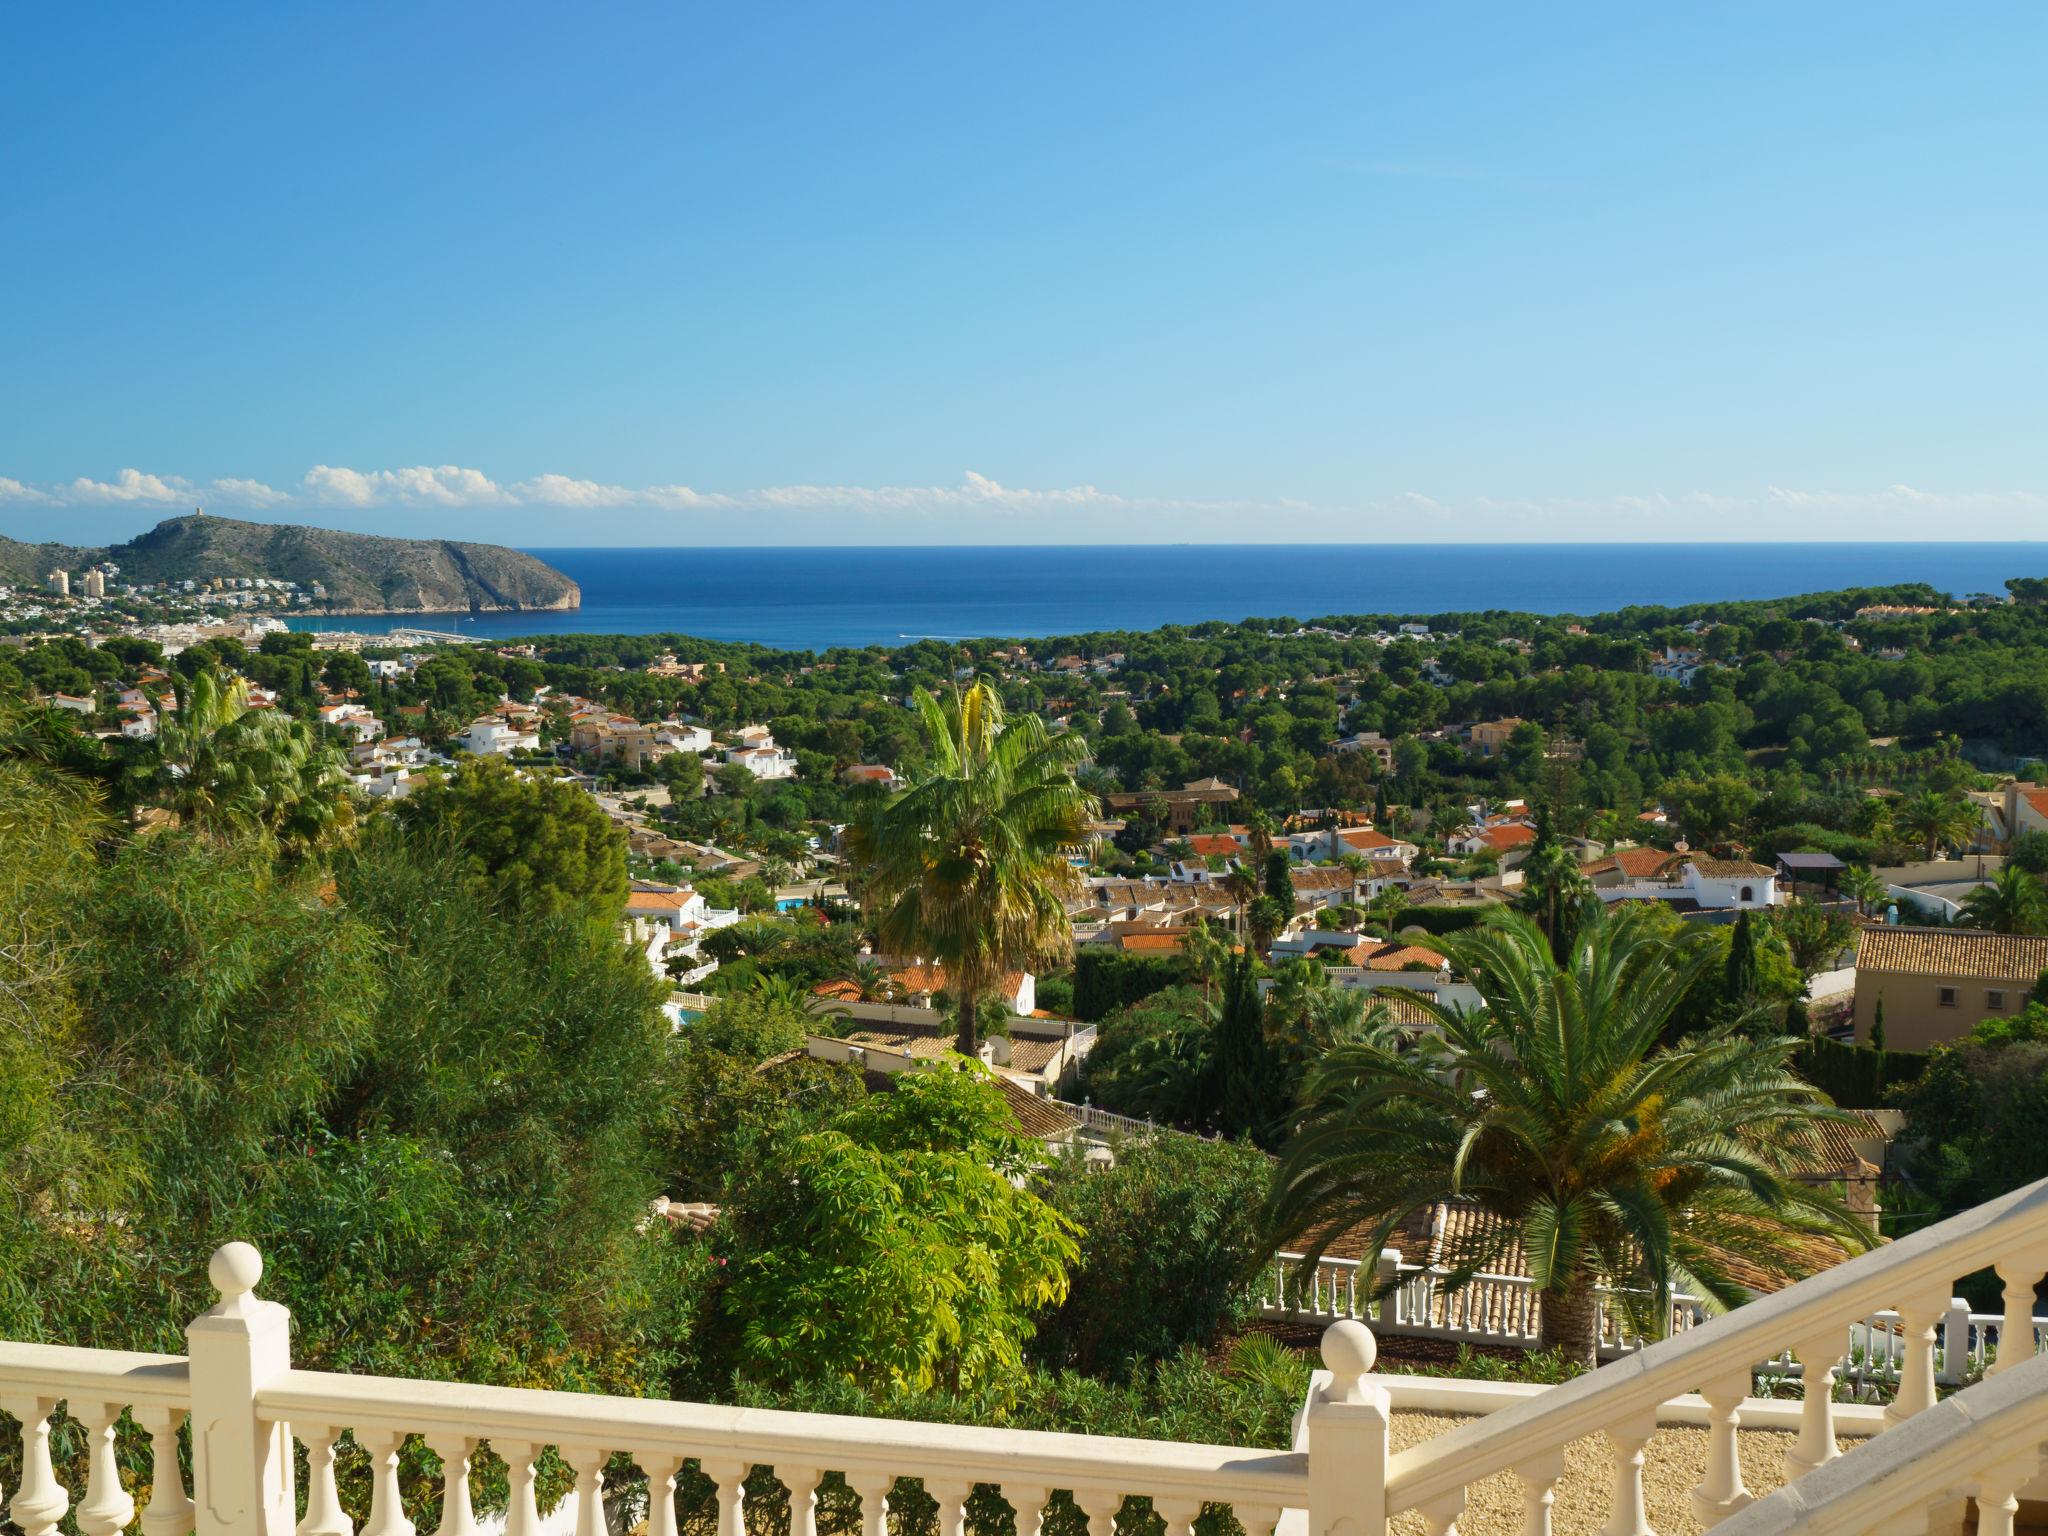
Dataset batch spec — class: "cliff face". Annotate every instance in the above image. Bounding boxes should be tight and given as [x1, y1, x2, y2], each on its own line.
[0, 515, 580, 613]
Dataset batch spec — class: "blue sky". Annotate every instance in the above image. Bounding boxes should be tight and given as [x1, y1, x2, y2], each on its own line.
[2, 2, 2043, 547]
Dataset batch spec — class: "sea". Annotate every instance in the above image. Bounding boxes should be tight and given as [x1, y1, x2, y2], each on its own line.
[284, 543, 2048, 652]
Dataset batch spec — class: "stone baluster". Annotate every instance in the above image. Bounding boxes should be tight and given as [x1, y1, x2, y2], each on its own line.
[1153, 1497, 1201, 1536]
[1418, 1491, 1464, 1535]
[1989, 1249, 2048, 1375]
[636, 1455, 681, 1536]
[495, 1441, 542, 1536]
[1786, 1332, 1841, 1477]
[700, 1459, 749, 1536]
[1689, 1374, 1752, 1527]
[1005, 1486, 1049, 1536]
[3, 1396, 72, 1536]
[780, 1465, 821, 1536]
[1074, 1489, 1123, 1536]
[422, 1437, 475, 1536]
[927, 1480, 973, 1536]
[74, 1401, 138, 1536]
[849, 1471, 892, 1536]
[137, 1406, 196, 1536]
[1514, 1450, 1565, 1536]
[1236, 1505, 1280, 1536]
[1888, 1289, 1949, 1428]
[297, 1425, 354, 1536]
[357, 1430, 415, 1536]
[566, 1448, 607, 1536]
[1972, 1456, 2039, 1536]
[1598, 1413, 1657, 1536]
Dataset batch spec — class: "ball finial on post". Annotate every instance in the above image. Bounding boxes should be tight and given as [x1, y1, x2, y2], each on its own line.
[209, 1241, 264, 1303]
[1321, 1318, 1377, 1401]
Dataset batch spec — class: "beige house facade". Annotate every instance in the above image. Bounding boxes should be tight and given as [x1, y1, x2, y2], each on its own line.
[1852, 926, 2048, 1052]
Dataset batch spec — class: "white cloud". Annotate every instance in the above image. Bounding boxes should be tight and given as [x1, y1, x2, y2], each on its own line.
[512, 473, 642, 509]
[302, 464, 509, 507]
[209, 477, 289, 507]
[0, 476, 52, 503]
[65, 468, 191, 504]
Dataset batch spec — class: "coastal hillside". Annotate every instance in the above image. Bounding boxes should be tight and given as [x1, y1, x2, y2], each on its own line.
[0, 513, 579, 613]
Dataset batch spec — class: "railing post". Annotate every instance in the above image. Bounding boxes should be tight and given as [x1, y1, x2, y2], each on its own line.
[1937, 1296, 1970, 1387]
[186, 1242, 295, 1536]
[1374, 1249, 1402, 1329]
[1306, 1320, 1389, 1536]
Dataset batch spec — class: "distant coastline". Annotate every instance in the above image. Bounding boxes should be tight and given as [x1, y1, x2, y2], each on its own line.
[282, 541, 2048, 651]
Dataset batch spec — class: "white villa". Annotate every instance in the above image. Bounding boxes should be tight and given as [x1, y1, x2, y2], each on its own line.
[724, 725, 798, 780]
[1596, 855, 1781, 914]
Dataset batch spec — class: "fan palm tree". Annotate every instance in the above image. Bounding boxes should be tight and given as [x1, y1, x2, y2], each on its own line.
[1844, 864, 1891, 918]
[844, 679, 1096, 1055]
[1182, 917, 1232, 1006]
[1267, 907, 1871, 1367]
[1893, 789, 1979, 861]
[1223, 867, 1262, 935]
[1962, 865, 2048, 936]
[134, 669, 352, 854]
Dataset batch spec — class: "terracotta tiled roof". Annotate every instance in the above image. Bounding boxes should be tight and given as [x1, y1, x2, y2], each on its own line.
[1478, 824, 1537, 852]
[1345, 940, 1448, 972]
[1185, 834, 1240, 857]
[998, 1077, 1081, 1140]
[1120, 932, 1187, 953]
[1582, 846, 1678, 880]
[1338, 828, 1402, 851]
[1856, 926, 2048, 981]
[1688, 857, 1773, 878]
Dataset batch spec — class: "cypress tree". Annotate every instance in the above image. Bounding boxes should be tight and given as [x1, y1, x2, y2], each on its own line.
[1263, 847, 1295, 909]
[1724, 910, 1761, 1009]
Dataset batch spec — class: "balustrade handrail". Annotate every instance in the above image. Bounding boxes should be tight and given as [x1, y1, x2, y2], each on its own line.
[1383, 1172, 2048, 1515]
[256, 1367, 1311, 1508]
[1711, 1346, 2048, 1534]
[0, 1341, 191, 1408]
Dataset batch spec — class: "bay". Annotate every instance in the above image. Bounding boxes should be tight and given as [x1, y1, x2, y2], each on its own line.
[285, 542, 2048, 651]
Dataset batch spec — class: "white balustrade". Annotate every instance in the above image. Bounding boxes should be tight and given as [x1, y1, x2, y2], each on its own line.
[4, 1178, 2048, 1536]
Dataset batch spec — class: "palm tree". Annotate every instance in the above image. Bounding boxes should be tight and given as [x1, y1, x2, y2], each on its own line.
[1182, 917, 1231, 1006]
[1962, 865, 2048, 936]
[1844, 864, 1891, 918]
[1223, 867, 1262, 935]
[839, 958, 902, 1004]
[135, 669, 352, 854]
[1267, 908, 1871, 1366]
[844, 679, 1096, 1055]
[750, 972, 850, 1023]
[1893, 789, 1978, 862]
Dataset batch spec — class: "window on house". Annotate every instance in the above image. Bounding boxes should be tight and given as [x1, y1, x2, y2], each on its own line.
[1938, 986, 1959, 1008]
[1987, 990, 2007, 1012]
[1739, 886, 1754, 902]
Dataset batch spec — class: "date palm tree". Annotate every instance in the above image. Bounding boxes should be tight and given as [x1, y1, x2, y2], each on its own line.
[844, 679, 1096, 1055]
[1962, 864, 2048, 936]
[1267, 907, 1870, 1367]
[1893, 789, 1979, 862]
[134, 668, 352, 855]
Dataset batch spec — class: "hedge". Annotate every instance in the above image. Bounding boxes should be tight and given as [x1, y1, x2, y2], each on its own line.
[1073, 948, 1188, 1021]
[1794, 1034, 1928, 1107]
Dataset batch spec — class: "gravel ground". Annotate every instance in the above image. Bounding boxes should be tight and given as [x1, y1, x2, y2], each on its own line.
[1386, 1413, 1837, 1536]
